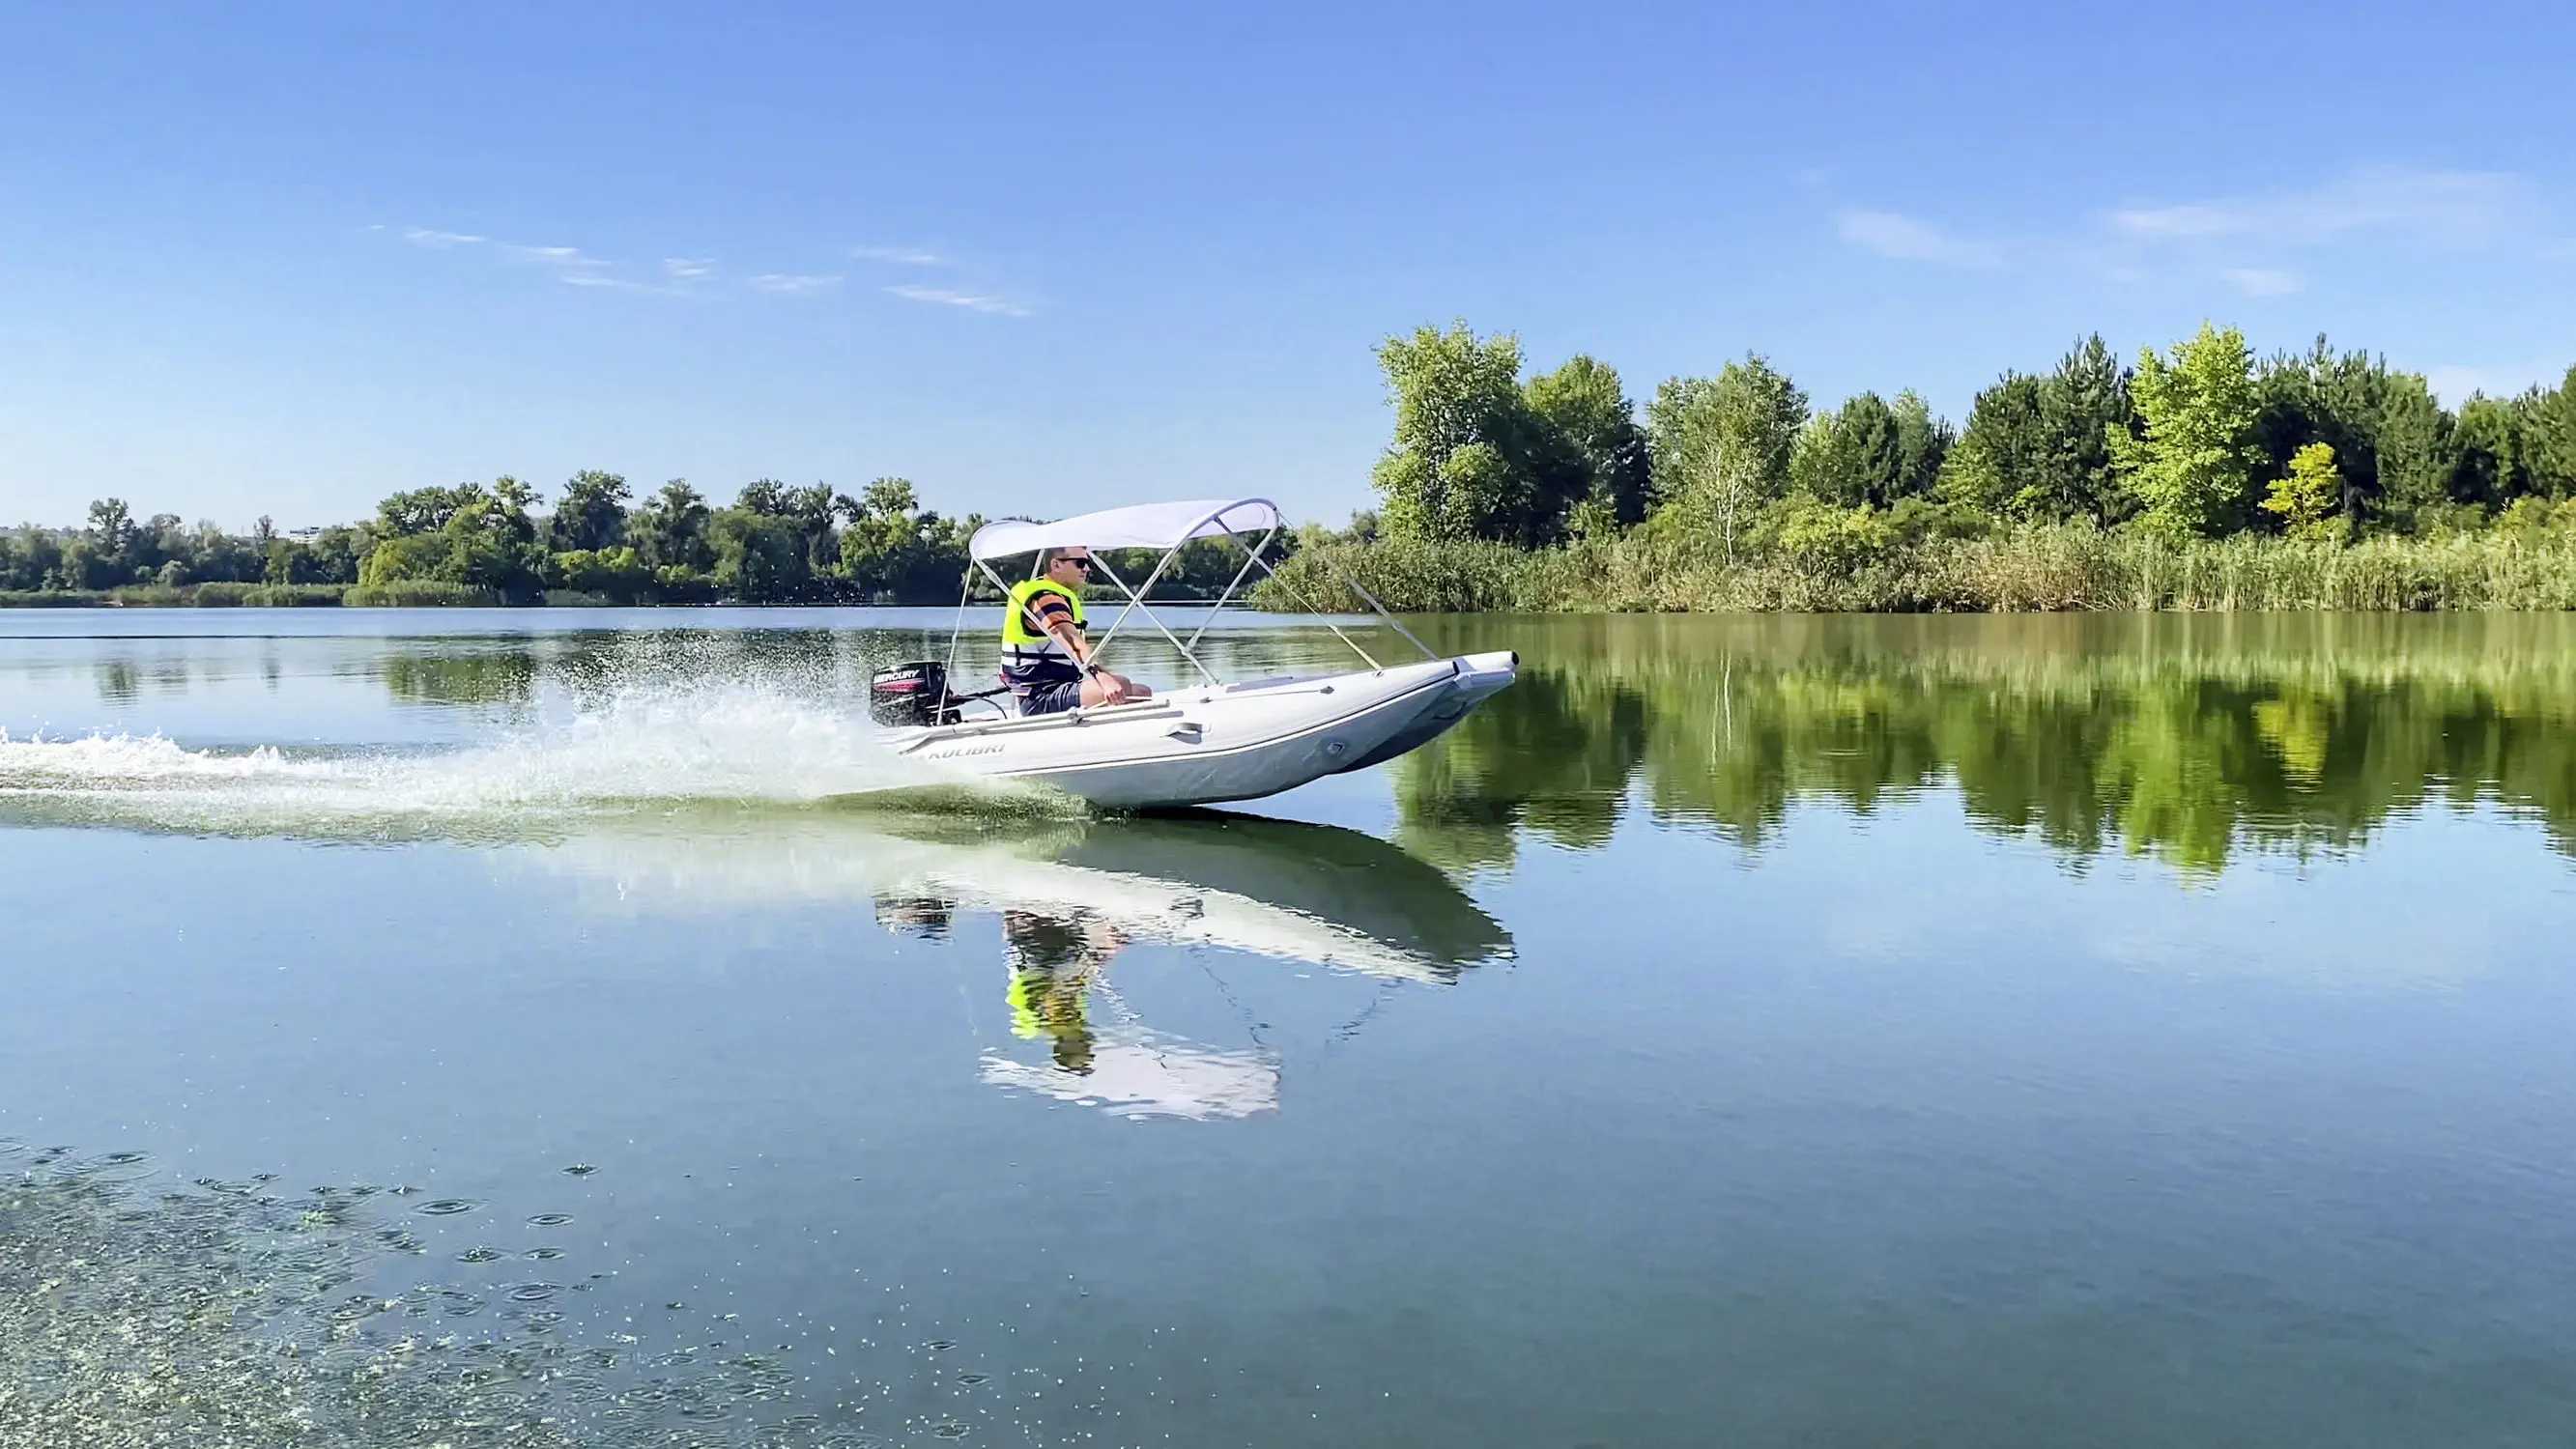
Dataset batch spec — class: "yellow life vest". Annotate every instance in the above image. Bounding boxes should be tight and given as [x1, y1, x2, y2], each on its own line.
[1001, 578, 1086, 673]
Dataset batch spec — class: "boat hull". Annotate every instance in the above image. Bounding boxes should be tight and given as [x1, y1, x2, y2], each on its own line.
[884, 653, 1517, 810]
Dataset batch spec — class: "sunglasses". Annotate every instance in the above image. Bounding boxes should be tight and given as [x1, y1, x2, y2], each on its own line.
[1057, 556, 1094, 571]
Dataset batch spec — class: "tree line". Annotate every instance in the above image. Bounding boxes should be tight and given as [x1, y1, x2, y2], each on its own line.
[1356, 320, 2576, 555]
[12, 319, 2573, 610]
[1, 476, 990, 605]
[3, 473, 1281, 607]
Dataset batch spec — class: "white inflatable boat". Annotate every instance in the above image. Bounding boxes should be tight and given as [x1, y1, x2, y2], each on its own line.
[873, 497, 1517, 810]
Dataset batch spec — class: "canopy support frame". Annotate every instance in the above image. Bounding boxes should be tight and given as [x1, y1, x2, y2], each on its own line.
[940, 498, 1438, 708]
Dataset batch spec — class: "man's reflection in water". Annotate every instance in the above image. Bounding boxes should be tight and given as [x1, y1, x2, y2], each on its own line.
[1000, 910, 1130, 1074]
[873, 895, 1128, 1075]
[872, 889, 1282, 1121]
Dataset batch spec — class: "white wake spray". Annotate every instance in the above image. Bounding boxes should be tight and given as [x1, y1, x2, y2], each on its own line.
[0, 668, 1034, 837]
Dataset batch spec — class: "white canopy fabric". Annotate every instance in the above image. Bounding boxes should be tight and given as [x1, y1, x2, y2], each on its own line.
[969, 497, 1279, 561]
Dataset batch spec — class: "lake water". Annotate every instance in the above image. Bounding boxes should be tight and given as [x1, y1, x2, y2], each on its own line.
[5, 609, 2574, 1447]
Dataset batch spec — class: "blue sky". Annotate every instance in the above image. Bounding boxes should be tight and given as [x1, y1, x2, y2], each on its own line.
[5, 0, 2571, 530]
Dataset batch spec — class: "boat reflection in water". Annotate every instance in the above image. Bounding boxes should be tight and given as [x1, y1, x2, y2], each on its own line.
[0, 758, 1513, 1122]
[854, 810, 1514, 1120]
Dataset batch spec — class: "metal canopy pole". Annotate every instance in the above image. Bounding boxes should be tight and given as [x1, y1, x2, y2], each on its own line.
[1331, 566, 1438, 663]
[1087, 549, 1221, 688]
[1235, 545, 1385, 671]
[1184, 524, 1276, 653]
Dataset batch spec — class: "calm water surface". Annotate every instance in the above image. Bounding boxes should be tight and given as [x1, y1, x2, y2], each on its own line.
[4, 609, 2574, 1446]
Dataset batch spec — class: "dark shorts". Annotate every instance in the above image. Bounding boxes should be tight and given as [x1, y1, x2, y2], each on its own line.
[1016, 677, 1084, 716]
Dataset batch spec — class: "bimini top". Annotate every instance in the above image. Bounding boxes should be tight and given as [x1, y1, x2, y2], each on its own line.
[969, 497, 1279, 561]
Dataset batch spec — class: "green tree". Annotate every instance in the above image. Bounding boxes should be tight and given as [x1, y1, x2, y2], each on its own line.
[632, 479, 714, 572]
[358, 478, 546, 600]
[1523, 355, 1651, 534]
[307, 526, 371, 583]
[2262, 441, 2342, 540]
[1794, 391, 1902, 507]
[735, 477, 793, 516]
[2113, 323, 2264, 538]
[86, 497, 135, 563]
[263, 539, 315, 584]
[2527, 365, 2576, 497]
[709, 509, 812, 602]
[2373, 372, 2453, 526]
[1891, 389, 1952, 501]
[549, 546, 652, 602]
[1646, 355, 1808, 560]
[1940, 373, 2052, 518]
[2448, 395, 2527, 508]
[549, 469, 632, 553]
[376, 484, 486, 537]
[2042, 334, 2133, 523]
[1370, 322, 1552, 544]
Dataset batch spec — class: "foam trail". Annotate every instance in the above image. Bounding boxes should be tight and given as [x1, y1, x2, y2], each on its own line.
[0, 672, 1057, 838]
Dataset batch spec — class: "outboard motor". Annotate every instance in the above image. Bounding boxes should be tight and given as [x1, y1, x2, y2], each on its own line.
[869, 662, 951, 726]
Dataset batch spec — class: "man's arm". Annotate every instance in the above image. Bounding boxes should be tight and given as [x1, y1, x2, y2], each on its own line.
[1027, 596, 1094, 671]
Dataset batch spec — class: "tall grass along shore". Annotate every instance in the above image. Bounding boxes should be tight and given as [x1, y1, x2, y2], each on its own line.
[1255, 524, 2576, 613]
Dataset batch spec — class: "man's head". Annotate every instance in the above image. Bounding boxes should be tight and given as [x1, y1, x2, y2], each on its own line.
[1041, 548, 1095, 587]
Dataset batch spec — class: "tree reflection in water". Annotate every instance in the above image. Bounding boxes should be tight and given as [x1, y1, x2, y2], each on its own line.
[1391, 612, 2576, 876]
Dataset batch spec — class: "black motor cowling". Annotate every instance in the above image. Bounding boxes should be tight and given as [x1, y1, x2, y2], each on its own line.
[869, 662, 950, 726]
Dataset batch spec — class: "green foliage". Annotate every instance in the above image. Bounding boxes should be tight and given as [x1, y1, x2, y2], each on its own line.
[358, 483, 547, 603]
[631, 479, 714, 573]
[709, 509, 816, 603]
[375, 484, 487, 536]
[2375, 371, 2452, 525]
[835, 477, 980, 602]
[2449, 395, 2527, 508]
[86, 497, 135, 559]
[6, 325, 2569, 618]
[1260, 517, 2576, 613]
[240, 584, 346, 606]
[1523, 355, 1652, 531]
[344, 580, 506, 607]
[1941, 373, 2053, 518]
[1891, 389, 1952, 501]
[2528, 365, 2576, 497]
[2264, 442, 2343, 541]
[1792, 389, 1946, 510]
[1793, 391, 1899, 507]
[1371, 322, 1545, 544]
[548, 469, 632, 553]
[2115, 323, 2264, 538]
[1945, 337, 2136, 525]
[547, 546, 652, 603]
[1646, 355, 1808, 560]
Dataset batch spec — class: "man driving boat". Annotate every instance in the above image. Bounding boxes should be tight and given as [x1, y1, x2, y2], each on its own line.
[1000, 547, 1153, 716]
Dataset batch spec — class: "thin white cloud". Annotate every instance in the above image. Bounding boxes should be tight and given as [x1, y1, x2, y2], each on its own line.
[503, 243, 610, 268]
[403, 226, 485, 248]
[2109, 166, 2533, 246]
[851, 244, 946, 266]
[2221, 267, 2304, 298]
[750, 272, 844, 295]
[1834, 209, 2002, 267]
[663, 257, 717, 281]
[885, 283, 1031, 317]
[559, 273, 685, 297]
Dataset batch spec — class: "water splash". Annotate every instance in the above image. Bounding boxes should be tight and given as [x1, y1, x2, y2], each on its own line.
[0, 670, 1061, 838]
